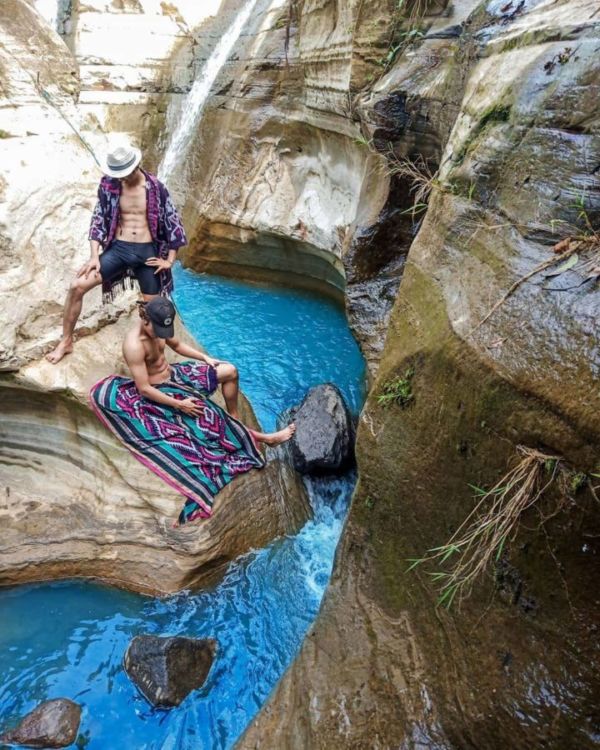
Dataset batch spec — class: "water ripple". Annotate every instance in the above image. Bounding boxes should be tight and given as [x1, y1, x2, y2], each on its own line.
[0, 270, 365, 749]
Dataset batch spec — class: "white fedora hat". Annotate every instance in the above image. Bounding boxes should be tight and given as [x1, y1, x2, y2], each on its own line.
[104, 144, 142, 178]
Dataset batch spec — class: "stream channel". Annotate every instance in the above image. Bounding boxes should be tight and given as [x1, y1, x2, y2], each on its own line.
[0, 265, 366, 750]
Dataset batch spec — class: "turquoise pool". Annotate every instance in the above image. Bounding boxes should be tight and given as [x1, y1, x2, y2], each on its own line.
[0, 268, 366, 749]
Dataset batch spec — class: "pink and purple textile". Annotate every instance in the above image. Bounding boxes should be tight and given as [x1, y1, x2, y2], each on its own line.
[88, 169, 187, 301]
[90, 361, 265, 525]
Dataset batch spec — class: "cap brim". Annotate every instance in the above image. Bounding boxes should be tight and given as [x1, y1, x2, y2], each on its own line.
[104, 148, 142, 178]
[151, 321, 174, 339]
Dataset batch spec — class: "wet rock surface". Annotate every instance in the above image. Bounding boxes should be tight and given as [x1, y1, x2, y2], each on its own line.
[289, 384, 354, 475]
[124, 636, 217, 708]
[0, 698, 81, 748]
[239, 0, 600, 748]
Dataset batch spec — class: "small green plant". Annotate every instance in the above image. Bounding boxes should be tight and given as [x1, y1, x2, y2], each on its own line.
[379, 27, 425, 68]
[570, 472, 587, 493]
[544, 46, 574, 75]
[354, 134, 373, 148]
[377, 367, 415, 408]
[0, 129, 10, 138]
[365, 496, 376, 509]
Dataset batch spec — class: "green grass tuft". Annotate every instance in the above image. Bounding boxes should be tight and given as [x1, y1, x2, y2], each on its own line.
[377, 367, 415, 408]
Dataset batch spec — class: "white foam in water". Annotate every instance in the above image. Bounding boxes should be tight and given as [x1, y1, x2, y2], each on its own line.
[159, 0, 260, 180]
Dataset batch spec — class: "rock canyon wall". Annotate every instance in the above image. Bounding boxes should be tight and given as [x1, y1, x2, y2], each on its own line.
[238, 0, 600, 748]
[2, 0, 599, 746]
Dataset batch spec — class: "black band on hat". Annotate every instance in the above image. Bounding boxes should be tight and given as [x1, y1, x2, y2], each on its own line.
[107, 155, 138, 172]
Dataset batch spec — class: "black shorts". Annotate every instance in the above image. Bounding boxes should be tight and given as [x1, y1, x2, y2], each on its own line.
[99, 240, 161, 296]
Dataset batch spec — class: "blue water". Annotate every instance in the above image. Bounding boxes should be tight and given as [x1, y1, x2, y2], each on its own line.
[0, 268, 365, 750]
[172, 266, 365, 431]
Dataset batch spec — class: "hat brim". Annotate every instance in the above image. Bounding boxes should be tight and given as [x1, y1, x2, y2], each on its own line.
[104, 148, 142, 178]
[151, 321, 175, 339]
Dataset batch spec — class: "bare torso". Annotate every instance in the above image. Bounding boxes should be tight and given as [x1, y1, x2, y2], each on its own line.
[144, 336, 172, 383]
[117, 175, 152, 243]
[124, 324, 172, 384]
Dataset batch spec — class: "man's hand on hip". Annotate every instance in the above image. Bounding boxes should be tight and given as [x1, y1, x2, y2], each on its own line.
[145, 257, 173, 275]
[77, 258, 101, 278]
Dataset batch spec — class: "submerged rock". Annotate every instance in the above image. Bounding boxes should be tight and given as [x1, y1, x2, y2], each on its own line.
[124, 635, 217, 708]
[289, 384, 354, 475]
[0, 698, 81, 748]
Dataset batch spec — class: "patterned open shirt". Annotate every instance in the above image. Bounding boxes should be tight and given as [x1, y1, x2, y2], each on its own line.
[88, 169, 187, 300]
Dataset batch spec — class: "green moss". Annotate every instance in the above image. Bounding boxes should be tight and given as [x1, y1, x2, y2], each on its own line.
[478, 104, 511, 130]
[501, 36, 520, 53]
[453, 103, 512, 166]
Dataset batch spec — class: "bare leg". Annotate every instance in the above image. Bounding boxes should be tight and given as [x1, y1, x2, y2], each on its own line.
[46, 271, 102, 364]
[250, 423, 296, 446]
[215, 363, 240, 419]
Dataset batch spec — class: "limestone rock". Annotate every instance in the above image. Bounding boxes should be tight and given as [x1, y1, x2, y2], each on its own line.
[0, 363, 312, 594]
[289, 384, 354, 475]
[164, 0, 394, 371]
[124, 635, 216, 708]
[239, 1, 600, 748]
[0, 1, 312, 597]
[0, 698, 82, 748]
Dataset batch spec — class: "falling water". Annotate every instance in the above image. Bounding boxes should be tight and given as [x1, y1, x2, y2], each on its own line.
[34, 0, 58, 29]
[159, 0, 260, 180]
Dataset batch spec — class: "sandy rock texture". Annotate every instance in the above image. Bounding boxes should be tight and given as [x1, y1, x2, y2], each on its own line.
[238, 0, 600, 748]
[0, 307, 311, 596]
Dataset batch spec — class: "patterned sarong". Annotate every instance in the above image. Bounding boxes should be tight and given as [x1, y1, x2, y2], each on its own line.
[90, 361, 265, 524]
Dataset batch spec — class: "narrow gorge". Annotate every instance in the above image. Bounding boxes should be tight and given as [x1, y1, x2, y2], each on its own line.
[0, 0, 599, 748]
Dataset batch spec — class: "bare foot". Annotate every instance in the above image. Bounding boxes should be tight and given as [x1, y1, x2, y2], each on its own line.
[261, 423, 296, 446]
[46, 339, 73, 364]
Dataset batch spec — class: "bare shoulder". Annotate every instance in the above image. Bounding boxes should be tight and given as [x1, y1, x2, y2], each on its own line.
[122, 328, 146, 364]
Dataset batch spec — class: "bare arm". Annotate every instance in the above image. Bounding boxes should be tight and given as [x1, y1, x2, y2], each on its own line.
[123, 337, 203, 416]
[166, 337, 220, 366]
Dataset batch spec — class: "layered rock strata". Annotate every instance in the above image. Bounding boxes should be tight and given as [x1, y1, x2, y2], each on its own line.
[239, 0, 600, 747]
[159, 0, 401, 372]
[0, 1, 312, 596]
[0, 312, 311, 595]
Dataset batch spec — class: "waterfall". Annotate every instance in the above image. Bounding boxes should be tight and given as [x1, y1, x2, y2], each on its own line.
[159, 0, 260, 180]
[34, 0, 58, 29]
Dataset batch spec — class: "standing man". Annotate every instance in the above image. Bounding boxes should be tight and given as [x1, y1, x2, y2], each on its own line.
[47, 143, 187, 363]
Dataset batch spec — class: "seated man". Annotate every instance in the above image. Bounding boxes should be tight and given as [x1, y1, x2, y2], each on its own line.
[90, 297, 295, 525]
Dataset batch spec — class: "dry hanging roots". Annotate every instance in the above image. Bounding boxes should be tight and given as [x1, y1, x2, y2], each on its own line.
[407, 446, 561, 608]
[470, 233, 600, 335]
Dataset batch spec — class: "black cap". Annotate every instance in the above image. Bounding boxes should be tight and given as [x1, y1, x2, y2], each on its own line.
[145, 297, 176, 338]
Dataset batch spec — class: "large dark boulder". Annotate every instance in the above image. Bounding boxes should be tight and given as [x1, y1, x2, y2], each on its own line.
[289, 384, 354, 475]
[0, 698, 81, 748]
[124, 635, 217, 708]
